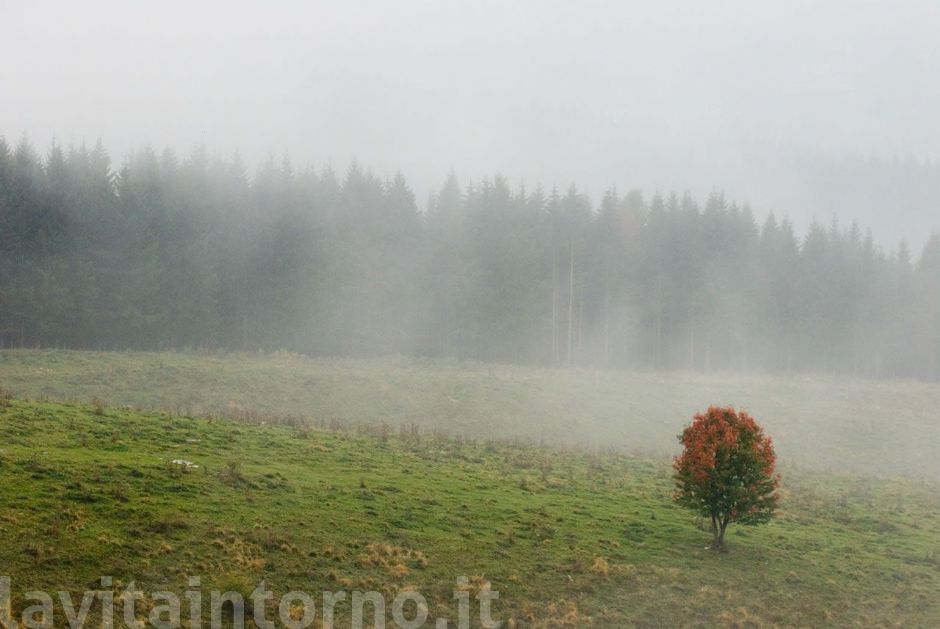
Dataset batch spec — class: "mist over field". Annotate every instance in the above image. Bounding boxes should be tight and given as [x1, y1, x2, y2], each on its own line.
[3, 2, 940, 627]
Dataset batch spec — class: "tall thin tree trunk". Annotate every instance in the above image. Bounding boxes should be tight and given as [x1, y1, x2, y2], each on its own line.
[567, 240, 575, 366]
[656, 268, 663, 370]
[603, 270, 611, 369]
[577, 277, 584, 365]
[551, 248, 558, 365]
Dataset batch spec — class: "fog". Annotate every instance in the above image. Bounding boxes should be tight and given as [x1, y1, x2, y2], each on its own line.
[4, 0, 940, 247]
[3, 6, 940, 622]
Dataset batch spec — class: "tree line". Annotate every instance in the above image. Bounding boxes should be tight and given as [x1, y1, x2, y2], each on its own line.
[0, 136, 938, 380]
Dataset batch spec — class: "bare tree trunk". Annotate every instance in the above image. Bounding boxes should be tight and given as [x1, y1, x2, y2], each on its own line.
[711, 514, 729, 550]
[577, 277, 584, 365]
[551, 248, 558, 365]
[567, 240, 575, 367]
[603, 270, 611, 369]
[717, 519, 728, 549]
[656, 269, 663, 370]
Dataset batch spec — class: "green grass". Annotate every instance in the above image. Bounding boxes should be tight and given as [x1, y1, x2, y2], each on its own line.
[2, 349, 940, 626]
[1, 396, 939, 627]
[1, 349, 939, 480]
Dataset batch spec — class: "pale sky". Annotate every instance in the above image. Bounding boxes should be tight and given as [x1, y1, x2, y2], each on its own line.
[3, 0, 939, 245]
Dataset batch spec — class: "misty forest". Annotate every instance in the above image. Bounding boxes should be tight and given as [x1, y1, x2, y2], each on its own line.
[1, 136, 938, 380]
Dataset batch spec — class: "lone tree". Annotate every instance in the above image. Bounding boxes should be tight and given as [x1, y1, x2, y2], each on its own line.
[673, 406, 779, 550]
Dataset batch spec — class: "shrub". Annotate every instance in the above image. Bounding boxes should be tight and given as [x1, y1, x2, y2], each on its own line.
[90, 397, 107, 415]
[220, 460, 248, 486]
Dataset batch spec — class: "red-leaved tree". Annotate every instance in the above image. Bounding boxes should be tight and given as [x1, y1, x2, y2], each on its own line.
[673, 406, 779, 550]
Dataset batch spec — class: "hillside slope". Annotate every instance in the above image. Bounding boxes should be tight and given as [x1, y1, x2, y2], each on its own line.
[1, 398, 939, 627]
[1, 349, 939, 480]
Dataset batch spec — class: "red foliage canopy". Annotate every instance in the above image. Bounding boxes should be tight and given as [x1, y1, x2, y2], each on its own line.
[673, 406, 779, 546]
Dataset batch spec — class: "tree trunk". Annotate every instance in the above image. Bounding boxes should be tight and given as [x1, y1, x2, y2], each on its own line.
[577, 276, 584, 365]
[567, 240, 575, 366]
[656, 269, 663, 370]
[603, 270, 610, 369]
[551, 248, 558, 365]
[711, 515, 729, 550]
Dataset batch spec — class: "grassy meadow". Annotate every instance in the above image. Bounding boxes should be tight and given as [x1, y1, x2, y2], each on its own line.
[1, 397, 939, 627]
[1, 349, 939, 480]
[1, 350, 940, 627]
